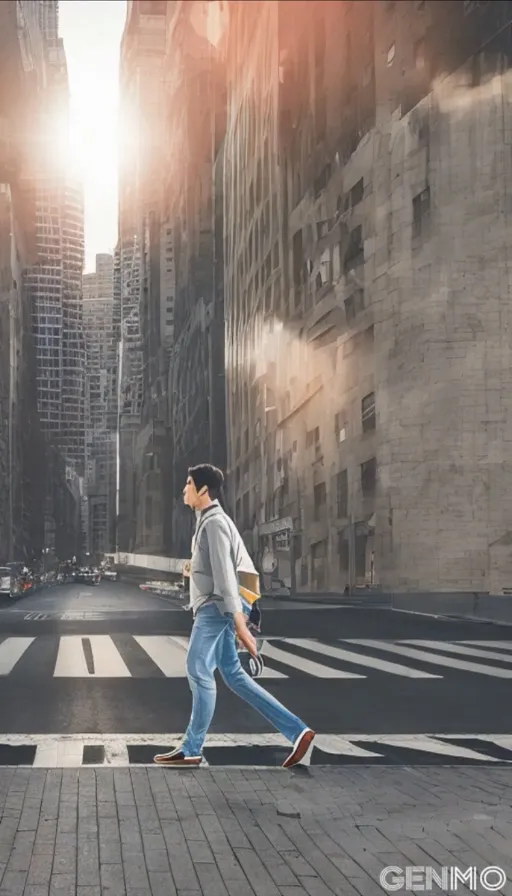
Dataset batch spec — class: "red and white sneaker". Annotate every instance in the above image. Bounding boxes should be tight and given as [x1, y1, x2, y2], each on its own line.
[282, 728, 316, 768]
[153, 748, 201, 766]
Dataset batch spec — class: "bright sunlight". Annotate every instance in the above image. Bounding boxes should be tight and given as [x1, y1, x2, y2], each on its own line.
[59, 0, 126, 271]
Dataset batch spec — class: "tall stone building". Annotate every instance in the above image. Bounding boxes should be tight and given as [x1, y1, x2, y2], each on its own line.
[116, 0, 168, 553]
[222, 0, 512, 595]
[162, 0, 228, 557]
[83, 254, 115, 558]
[0, 0, 49, 563]
[23, 1, 85, 556]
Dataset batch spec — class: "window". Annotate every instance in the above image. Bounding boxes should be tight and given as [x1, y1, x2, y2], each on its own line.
[355, 533, 367, 579]
[314, 164, 331, 198]
[414, 39, 426, 70]
[306, 426, 320, 448]
[334, 411, 347, 443]
[361, 457, 377, 497]
[293, 230, 304, 288]
[311, 539, 327, 588]
[344, 225, 364, 273]
[336, 470, 348, 518]
[345, 288, 364, 322]
[412, 187, 431, 240]
[338, 532, 349, 572]
[349, 178, 364, 208]
[362, 392, 376, 432]
[313, 482, 327, 520]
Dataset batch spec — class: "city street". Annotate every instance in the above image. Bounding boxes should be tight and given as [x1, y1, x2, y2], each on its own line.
[1, 583, 512, 767]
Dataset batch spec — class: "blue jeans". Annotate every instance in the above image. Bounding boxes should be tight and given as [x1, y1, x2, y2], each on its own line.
[181, 602, 307, 757]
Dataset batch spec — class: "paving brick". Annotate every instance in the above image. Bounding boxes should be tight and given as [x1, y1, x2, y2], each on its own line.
[234, 848, 282, 896]
[49, 874, 77, 895]
[23, 887, 50, 896]
[0, 869, 27, 895]
[122, 855, 150, 892]
[194, 863, 229, 896]
[163, 843, 200, 891]
[77, 840, 100, 887]
[148, 870, 177, 896]
[100, 863, 126, 895]
[27, 853, 53, 887]
[187, 838, 215, 864]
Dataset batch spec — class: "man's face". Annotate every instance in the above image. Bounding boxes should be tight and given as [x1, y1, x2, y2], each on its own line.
[183, 476, 207, 508]
[183, 476, 197, 508]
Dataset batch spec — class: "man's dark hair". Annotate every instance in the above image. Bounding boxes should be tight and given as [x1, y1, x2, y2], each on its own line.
[188, 464, 225, 504]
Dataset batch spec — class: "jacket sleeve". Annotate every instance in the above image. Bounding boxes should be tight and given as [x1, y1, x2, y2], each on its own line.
[204, 518, 243, 615]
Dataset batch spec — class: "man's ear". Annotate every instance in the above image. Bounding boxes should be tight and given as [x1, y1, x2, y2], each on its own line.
[198, 486, 208, 497]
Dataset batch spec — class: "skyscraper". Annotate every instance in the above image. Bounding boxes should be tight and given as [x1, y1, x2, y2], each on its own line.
[24, 0, 85, 554]
[38, 0, 59, 47]
[116, 0, 167, 552]
[83, 254, 115, 557]
[25, 10, 85, 471]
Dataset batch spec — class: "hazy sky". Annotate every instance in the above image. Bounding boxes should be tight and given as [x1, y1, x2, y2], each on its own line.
[59, 0, 127, 273]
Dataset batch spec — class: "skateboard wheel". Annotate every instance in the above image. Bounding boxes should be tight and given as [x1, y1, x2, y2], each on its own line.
[240, 652, 264, 678]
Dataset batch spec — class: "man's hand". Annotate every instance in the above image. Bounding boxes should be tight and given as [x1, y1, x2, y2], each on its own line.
[233, 611, 258, 658]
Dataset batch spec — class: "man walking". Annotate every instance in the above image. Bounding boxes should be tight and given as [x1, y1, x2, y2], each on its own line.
[154, 463, 315, 768]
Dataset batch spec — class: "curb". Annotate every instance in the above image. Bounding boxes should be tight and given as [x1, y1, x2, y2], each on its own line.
[262, 593, 390, 607]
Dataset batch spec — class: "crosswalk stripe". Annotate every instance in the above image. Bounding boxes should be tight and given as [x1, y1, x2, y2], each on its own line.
[6, 635, 512, 680]
[463, 641, 512, 652]
[33, 739, 84, 768]
[404, 640, 512, 664]
[261, 641, 364, 678]
[134, 636, 188, 677]
[287, 638, 441, 678]
[349, 639, 512, 678]
[0, 637, 34, 675]
[314, 735, 383, 758]
[356, 735, 501, 762]
[54, 636, 131, 677]
[1, 733, 511, 766]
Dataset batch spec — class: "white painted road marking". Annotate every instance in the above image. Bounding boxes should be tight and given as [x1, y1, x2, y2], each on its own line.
[5, 636, 512, 680]
[53, 635, 131, 677]
[405, 640, 512, 664]
[261, 641, 364, 678]
[349, 639, 512, 678]
[0, 637, 34, 674]
[134, 636, 188, 677]
[0, 733, 510, 766]
[289, 638, 442, 678]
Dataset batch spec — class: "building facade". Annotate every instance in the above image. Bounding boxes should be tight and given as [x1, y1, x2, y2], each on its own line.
[162, 0, 228, 557]
[23, 0, 85, 557]
[0, 0, 50, 563]
[222, 0, 512, 594]
[116, 0, 168, 553]
[83, 253, 115, 558]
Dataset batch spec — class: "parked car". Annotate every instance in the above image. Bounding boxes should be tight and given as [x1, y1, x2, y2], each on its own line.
[0, 567, 12, 597]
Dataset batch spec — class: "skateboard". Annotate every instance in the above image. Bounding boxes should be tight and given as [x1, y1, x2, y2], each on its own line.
[237, 624, 266, 678]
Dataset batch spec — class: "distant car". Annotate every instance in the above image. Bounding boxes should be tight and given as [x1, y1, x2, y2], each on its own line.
[0, 567, 12, 597]
[75, 567, 101, 586]
[102, 568, 118, 582]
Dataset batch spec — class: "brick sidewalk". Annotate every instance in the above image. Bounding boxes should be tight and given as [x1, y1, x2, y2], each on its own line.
[1, 765, 512, 895]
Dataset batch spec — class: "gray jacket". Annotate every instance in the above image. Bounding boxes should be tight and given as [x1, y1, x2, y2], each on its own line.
[189, 501, 247, 617]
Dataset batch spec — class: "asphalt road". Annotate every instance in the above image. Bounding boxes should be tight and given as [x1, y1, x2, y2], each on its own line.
[2, 581, 512, 766]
